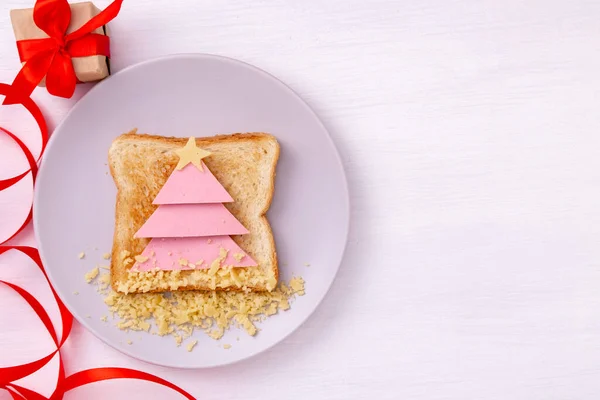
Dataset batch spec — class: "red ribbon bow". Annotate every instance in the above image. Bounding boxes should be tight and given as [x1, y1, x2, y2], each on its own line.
[3, 0, 123, 105]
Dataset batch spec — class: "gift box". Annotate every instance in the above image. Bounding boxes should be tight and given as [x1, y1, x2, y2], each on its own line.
[10, 1, 110, 86]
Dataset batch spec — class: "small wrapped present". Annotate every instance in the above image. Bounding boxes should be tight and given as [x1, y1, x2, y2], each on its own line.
[10, 2, 109, 85]
[4, 0, 122, 105]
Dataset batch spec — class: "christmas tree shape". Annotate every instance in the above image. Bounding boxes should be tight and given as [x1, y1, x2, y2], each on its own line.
[133, 137, 257, 272]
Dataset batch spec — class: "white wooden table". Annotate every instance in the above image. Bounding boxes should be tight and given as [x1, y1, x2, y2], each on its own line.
[2, 0, 600, 398]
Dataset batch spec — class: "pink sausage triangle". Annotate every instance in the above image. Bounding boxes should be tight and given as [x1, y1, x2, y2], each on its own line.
[153, 162, 234, 204]
[134, 203, 249, 238]
[134, 236, 257, 271]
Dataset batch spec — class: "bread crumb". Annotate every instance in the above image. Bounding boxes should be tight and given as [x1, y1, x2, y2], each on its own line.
[127, 340, 133, 345]
[103, 253, 111, 260]
[84, 267, 99, 283]
[178, 258, 188, 266]
[86, 315, 91, 319]
[304, 263, 310, 267]
[233, 253, 245, 262]
[99, 265, 110, 270]
[101, 315, 108, 322]
[73, 291, 79, 295]
[236, 336, 240, 341]
[223, 344, 231, 349]
[168, 251, 172, 256]
[78, 252, 85, 259]
[135, 255, 148, 263]
[186, 340, 198, 352]
[207, 238, 212, 244]
[150, 250, 155, 257]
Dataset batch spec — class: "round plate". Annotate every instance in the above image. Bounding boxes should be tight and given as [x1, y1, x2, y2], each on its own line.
[33, 54, 349, 368]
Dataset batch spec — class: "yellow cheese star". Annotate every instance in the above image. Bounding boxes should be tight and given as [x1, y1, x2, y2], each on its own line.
[175, 137, 211, 171]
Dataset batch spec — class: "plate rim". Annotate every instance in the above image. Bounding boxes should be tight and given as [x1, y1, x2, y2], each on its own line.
[33, 53, 350, 368]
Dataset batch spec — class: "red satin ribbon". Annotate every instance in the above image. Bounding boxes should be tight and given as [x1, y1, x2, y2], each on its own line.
[0, 77, 195, 400]
[3, 0, 122, 105]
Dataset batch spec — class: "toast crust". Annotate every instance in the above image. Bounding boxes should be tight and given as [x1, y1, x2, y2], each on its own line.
[109, 131, 279, 293]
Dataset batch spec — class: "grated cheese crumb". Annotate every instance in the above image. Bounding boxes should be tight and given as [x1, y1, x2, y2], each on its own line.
[174, 334, 183, 346]
[223, 344, 231, 349]
[101, 315, 108, 322]
[208, 248, 228, 276]
[186, 340, 198, 352]
[103, 253, 111, 260]
[90, 271, 305, 347]
[78, 252, 85, 259]
[116, 249, 278, 294]
[233, 253, 245, 262]
[84, 267, 99, 283]
[97, 273, 110, 291]
[127, 340, 133, 345]
[289, 277, 305, 294]
[135, 255, 148, 263]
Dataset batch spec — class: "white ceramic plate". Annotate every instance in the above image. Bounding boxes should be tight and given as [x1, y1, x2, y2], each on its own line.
[33, 54, 349, 368]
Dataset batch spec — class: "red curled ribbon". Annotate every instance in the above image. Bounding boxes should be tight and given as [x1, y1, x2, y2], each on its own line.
[3, 0, 123, 105]
[0, 43, 196, 400]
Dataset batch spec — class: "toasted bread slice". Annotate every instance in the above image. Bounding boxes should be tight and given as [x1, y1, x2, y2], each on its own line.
[108, 132, 279, 293]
